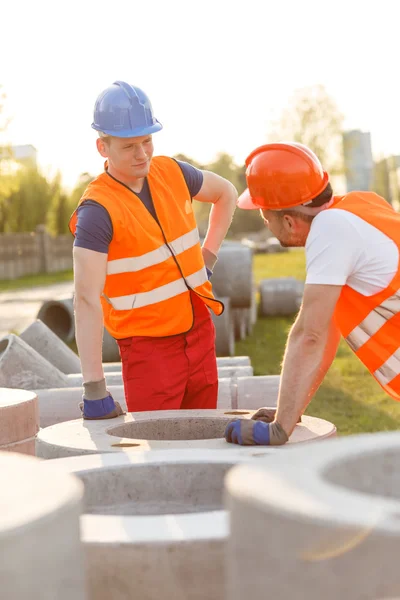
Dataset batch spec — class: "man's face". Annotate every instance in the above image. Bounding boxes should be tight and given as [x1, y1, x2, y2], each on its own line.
[97, 134, 154, 179]
[261, 210, 311, 247]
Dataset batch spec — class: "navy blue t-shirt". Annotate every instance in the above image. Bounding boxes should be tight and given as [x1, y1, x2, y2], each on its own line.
[74, 160, 203, 253]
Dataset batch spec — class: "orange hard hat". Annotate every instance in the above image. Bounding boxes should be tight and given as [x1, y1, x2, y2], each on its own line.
[238, 142, 329, 211]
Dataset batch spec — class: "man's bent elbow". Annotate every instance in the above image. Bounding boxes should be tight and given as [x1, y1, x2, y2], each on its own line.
[74, 290, 102, 311]
[300, 330, 327, 349]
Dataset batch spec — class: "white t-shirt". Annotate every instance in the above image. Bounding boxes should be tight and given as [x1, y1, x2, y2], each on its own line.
[305, 208, 399, 296]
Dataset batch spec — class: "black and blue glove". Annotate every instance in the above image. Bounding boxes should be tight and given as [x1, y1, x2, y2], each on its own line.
[80, 379, 125, 420]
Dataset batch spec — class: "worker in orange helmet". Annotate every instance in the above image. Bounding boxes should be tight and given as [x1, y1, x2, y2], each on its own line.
[225, 142, 400, 447]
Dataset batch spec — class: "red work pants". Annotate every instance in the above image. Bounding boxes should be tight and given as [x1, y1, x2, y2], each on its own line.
[117, 292, 218, 412]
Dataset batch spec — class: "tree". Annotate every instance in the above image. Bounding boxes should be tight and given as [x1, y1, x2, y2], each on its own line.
[47, 172, 71, 235]
[68, 172, 94, 214]
[173, 151, 264, 236]
[0, 87, 17, 228]
[203, 153, 263, 236]
[269, 84, 344, 174]
[1, 166, 54, 233]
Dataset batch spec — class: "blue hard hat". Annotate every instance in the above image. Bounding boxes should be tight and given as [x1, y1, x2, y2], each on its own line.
[91, 81, 163, 138]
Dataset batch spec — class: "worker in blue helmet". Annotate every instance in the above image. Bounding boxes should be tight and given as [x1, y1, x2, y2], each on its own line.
[69, 81, 237, 419]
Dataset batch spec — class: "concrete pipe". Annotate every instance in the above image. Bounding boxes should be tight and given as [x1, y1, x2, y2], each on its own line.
[0, 388, 39, 455]
[37, 296, 75, 342]
[225, 431, 400, 600]
[233, 308, 247, 341]
[66, 365, 254, 388]
[0, 452, 85, 600]
[36, 408, 336, 459]
[259, 277, 304, 316]
[101, 356, 252, 372]
[35, 374, 283, 428]
[0, 334, 68, 390]
[212, 244, 253, 308]
[36, 376, 233, 428]
[211, 297, 235, 357]
[43, 449, 261, 600]
[20, 319, 81, 374]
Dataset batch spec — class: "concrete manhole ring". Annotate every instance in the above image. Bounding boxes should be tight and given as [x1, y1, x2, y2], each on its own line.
[42, 449, 267, 600]
[36, 409, 336, 459]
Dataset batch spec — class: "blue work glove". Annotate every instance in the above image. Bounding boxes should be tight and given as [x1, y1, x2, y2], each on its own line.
[206, 267, 213, 280]
[80, 379, 125, 420]
[224, 418, 288, 446]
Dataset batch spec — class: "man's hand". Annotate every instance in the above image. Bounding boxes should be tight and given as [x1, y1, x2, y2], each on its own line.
[79, 378, 125, 420]
[251, 407, 302, 424]
[224, 418, 288, 446]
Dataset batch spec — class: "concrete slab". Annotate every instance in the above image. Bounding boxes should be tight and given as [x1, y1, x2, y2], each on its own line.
[36, 409, 336, 459]
[225, 431, 400, 600]
[0, 451, 85, 599]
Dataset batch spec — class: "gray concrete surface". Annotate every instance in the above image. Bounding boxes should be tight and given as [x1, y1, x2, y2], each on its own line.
[226, 431, 400, 600]
[36, 409, 336, 459]
[43, 450, 262, 600]
[0, 452, 85, 600]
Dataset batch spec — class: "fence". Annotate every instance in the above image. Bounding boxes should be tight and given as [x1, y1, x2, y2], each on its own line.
[0, 225, 73, 280]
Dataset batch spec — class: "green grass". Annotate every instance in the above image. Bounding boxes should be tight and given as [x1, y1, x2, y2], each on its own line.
[0, 270, 73, 292]
[236, 251, 400, 436]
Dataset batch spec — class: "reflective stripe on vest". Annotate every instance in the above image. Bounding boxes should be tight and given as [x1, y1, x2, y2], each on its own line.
[346, 289, 400, 352]
[107, 266, 208, 310]
[107, 227, 199, 275]
[345, 288, 400, 394]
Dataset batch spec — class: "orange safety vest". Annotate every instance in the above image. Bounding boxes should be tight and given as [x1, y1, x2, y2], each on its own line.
[331, 191, 400, 400]
[69, 156, 223, 339]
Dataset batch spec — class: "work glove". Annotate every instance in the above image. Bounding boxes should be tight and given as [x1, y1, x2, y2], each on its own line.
[251, 407, 302, 424]
[79, 378, 125, 420]
[224, 418, 288, 446]
[202, 247, 217, 280]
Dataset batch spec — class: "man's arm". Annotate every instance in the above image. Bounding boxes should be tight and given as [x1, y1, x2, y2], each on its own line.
[194, 171, 237, 269]
[275, 284, 342, 436]
[73, 246, 107, 383]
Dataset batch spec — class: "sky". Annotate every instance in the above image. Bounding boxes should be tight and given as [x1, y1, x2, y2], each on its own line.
[2, 0, 400, 189]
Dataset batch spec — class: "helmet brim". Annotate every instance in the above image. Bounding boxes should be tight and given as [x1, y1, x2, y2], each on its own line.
[91, 120, 163, 138]
[237, 188, 262, 210]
